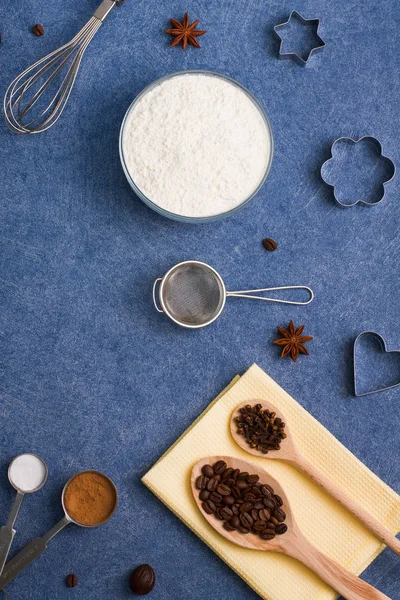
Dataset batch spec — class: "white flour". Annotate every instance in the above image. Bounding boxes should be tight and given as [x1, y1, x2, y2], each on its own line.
[122, 73, 272, 218]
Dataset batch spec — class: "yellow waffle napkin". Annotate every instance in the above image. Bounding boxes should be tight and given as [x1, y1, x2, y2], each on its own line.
[142, 364, 400, 600]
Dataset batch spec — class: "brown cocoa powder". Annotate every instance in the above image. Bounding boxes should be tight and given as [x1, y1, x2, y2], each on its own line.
[64, 471, 117, 526]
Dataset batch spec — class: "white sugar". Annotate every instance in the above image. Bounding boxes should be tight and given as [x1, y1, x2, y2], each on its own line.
[122, 73, 272, 218]
[9, 454, 47, 492]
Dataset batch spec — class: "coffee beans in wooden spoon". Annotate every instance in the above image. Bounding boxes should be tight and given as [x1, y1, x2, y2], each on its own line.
[191, 457, 390, 600]
[195, 460, 287, 540]
[230, 400, 400, 557]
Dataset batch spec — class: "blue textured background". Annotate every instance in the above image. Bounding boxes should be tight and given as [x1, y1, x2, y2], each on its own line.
[0, 0, 399, 598]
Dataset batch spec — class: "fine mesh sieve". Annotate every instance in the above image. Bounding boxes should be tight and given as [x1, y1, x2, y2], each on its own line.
[153, 261, 314, 329]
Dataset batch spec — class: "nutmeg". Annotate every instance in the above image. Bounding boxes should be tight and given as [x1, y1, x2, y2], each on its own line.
[130, 564, 155, 595]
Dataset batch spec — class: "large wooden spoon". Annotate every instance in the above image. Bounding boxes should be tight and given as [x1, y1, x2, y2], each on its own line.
[230, 400, 400, 556]
[191, 456, 391, 600]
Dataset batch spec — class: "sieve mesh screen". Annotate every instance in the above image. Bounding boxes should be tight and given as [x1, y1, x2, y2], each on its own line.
[162, 263, 224, 326]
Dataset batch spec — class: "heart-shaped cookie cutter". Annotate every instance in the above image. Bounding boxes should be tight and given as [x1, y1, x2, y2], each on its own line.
[354, 331, 400, 396]
[321, 136, 395, 207]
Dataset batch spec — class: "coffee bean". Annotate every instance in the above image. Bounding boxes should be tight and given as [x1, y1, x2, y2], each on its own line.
[230, 516, 240, 528]
[258, 509, 271, 521]
[265, 485, 274, 494]
[207, 478, 218, 492]
[254, 501, 264, 510]
[130, 564, 155, 595]
[196, 476, 209, 490]
[231, 505, 239, 515]
[202, 501, 215, 514]
[262, 238, 278, 251]
[231, 469, 240, 480]
[261, 530, 276, 540]
[247, 475, 259, 484]
[263, 498, 275, 510]
[220, 507, 233, 520]
[240, 503, 253, 513]
[243, 490, 257, 503]
[238, 525, 250, 534]
[266, 521, 276, 530]
[236, 480, 248, 490]
[269, 516, 279, 526]
[260, 485, 272, 497]
[217, 484, 231, 496]
[223, 478, 236, 486]
[237, 471, 249, 480]
[223, 521, 236, 531]
[209, 492, 222, 503]
[253, 520, 267, 532]
[215, 509, 224, 520]
[32, 24, 45, 37]
[199, 490, 210, 501]
[251, 509, 259, 521]
[202, 465, 214, 478]
[214, 474, 222, 483]
[222, 495, 235, 506]
[222, 468, 233, 480]
[213, 461, 227, 474]
[273, 508, 286, 522]
[66, 574, 78, 588]
[243, 493, 256, 502]
[274, 494, 283, 507]
[240, 513, 253, 529]
[231, 486, 241, 498]
[275, 524, 288, 535]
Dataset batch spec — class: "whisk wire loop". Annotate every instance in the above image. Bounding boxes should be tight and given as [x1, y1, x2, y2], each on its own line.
[4, 0, 115, 134]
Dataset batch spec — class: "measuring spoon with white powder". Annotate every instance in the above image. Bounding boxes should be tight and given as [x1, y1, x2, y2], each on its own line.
[0, 454, 48, 576]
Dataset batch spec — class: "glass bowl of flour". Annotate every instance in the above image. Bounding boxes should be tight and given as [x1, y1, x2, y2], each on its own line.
[119, 71, 274, 223]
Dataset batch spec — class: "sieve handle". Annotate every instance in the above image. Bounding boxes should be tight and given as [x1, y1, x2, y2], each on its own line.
[227, 285, 314, 306]
[153, 278, 164, 313]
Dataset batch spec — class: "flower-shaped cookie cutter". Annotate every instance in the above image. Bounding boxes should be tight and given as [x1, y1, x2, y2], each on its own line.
[354, 331, 400, 396]
[273, 11, 325, 66]
[321, 136, 395, 207]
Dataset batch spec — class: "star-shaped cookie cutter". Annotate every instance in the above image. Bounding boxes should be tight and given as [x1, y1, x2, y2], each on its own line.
[273, 11, 325, 66]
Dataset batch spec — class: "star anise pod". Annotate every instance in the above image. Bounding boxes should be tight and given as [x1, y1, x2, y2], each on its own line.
[165, 13, 206, 50]
[273, 320, 313, 362]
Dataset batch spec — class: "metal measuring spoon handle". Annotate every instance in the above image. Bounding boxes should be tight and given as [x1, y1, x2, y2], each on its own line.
[227, 285, 314, 305]
[0, 492, 24, 577]
[0, 517, 70, 590]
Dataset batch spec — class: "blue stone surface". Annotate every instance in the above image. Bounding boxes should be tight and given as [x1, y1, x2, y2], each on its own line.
[0, 0, 399, 598]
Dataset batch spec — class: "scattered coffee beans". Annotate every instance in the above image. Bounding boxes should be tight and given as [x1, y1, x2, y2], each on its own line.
[235, 404, 286, 454]
[262, 238, 277, 251]
[32, 24, 45, 37]
[197, 461, 287, 541]
[66, 573, 78, 588]
[130, 564, 155, 595]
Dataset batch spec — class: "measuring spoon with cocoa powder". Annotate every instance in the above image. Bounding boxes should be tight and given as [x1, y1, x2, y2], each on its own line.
[230, 400, 400, 556]
[192, 456, 391, 600]
[0, 470, 118, 590]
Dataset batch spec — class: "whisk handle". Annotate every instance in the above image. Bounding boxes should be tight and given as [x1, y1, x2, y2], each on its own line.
[94, 0, 118, 21]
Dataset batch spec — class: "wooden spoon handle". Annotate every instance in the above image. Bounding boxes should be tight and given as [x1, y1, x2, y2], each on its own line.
[292, 454, 400, 556]
[284, 532, 391, 600]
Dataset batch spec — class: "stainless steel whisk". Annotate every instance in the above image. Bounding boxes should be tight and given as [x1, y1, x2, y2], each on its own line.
[4, 0, 123, 134]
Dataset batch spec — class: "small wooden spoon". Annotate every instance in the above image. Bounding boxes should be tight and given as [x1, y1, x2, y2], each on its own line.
[230, 400, 400, 556]
[191, 456, 391, 600]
